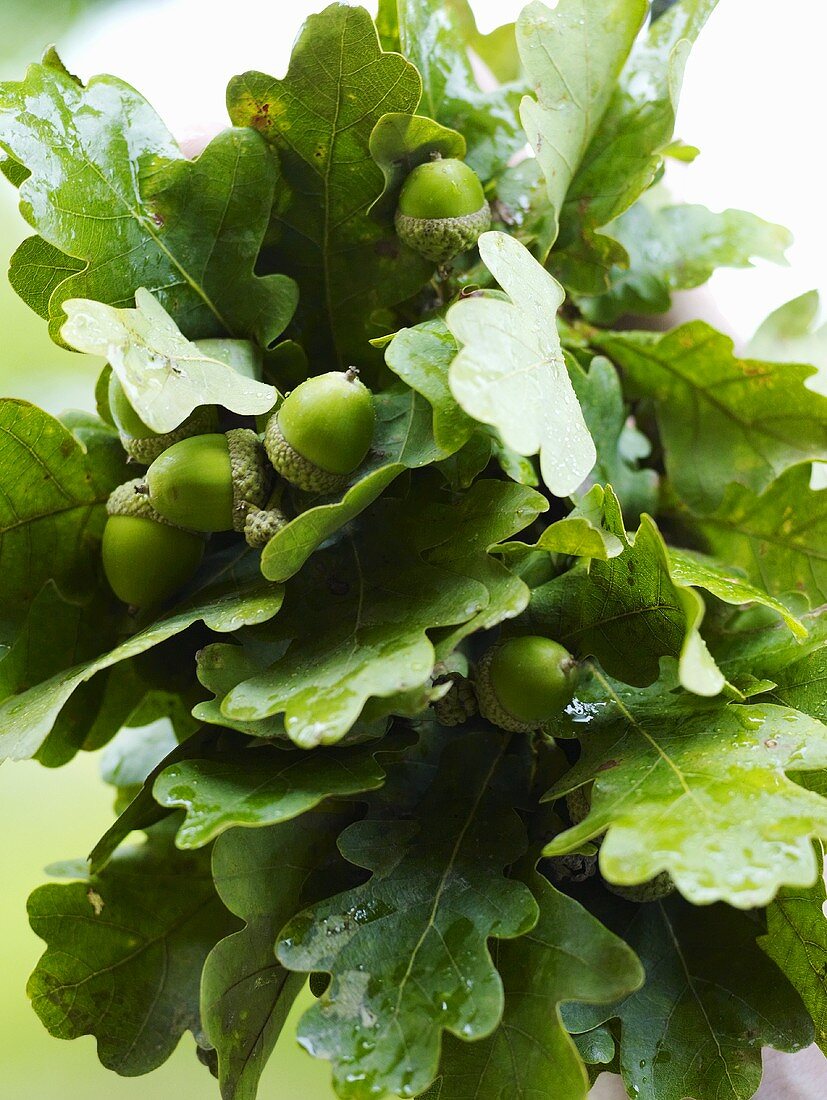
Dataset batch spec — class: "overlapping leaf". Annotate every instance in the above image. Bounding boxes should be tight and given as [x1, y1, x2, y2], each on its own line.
[597, 323, 827, 512]
[154, 735, 390, 848]
[580, 196, 792, 324]
[396, 0, 525, 178]
[550, 0, 719, 293]
[760, 845, 827, 1056]
[203, 811, 355, 1100]
[516, 0, 647, 256]
[544, 669, 827, 907]
[447, 232, 596, 496]
[27, 836, 238, 1075]
[674, 464, 827, 607]
[525, 486, 724, 694]
[565, 892, 813, 1100]
[222, 481, 545, 747]
[0, 548, 282, 761]
[227, 3, 428, 372]
[0, 61, 296, 343]
[431, 864, 643, 1100]
[567, 354, 659, 523]
[277, 731, 539, 1100]
[260, 389, 444, 582]
[62, 291, 276, 433]
[0, 400, 125, 638]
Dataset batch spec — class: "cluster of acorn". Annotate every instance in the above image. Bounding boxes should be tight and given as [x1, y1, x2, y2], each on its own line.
[102, 367, 376, 609]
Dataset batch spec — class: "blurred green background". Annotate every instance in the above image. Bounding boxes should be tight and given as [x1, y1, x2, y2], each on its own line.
[0, 2, 335, 1095]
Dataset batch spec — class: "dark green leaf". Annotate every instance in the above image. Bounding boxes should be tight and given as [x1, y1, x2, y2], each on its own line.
[0, 62, 296, 343]
[27, 836, 238, 1075]
[227, 4, 427, 372]
[278, 731, 539, 1100]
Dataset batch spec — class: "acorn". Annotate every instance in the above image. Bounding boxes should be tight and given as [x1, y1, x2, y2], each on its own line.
[431, 671, 478, 727]
[142, 429, 269, 533]
[102, 479, 204, 608]
[107, 373, 217, 464]
[394, 157, 491, 264]
[475, 635, 579, 733]
[264, 368, 375, 493]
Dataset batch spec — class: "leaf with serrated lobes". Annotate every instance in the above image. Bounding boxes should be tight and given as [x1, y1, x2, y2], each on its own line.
[204, 809, 355, 1100]
[154, 735, 390, 849]
[0, 61, 296, 344]
[223, 480, 546, 748]
[277, 730, 539, 1100]
[227, 3, 428, 373]
[432, 864, 643, 1100]
[27, 837, 239, 1076]
[564, 891, 813, 1100]
[0, 401, 125, 640]
[544, 671, 827, 908]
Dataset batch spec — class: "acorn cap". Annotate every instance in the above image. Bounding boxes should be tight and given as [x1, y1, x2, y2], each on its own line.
[604, 871, 676, 903]
[395, 203, 491, 264]
[244, 505, 289, 549]
[107, 478, 174, 524]
[432, 672, 478, 727]
[120, 407, 218, 465]
[227, 428, 270, 532]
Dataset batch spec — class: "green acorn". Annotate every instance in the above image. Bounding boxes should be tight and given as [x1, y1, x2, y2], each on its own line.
[264, 369, 375, 493]
[395, 157, 491, 264]
[102, 479, 204, 608]
[108, 373, 217, 464]
[143, 429, 269, 533]
[475, 635, 579, 733]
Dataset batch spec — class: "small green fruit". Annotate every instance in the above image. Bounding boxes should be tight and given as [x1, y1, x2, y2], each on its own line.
[107, 373, 216, 463]
[144, 429, 269, 532]
[395, 158, 491, 263]
[102, 479, 204, 608]
[265, 369, 375, 493]
[476, 635, 578, 732]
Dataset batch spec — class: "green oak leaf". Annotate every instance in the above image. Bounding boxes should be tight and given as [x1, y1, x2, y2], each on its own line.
[597, 323, 827, 512]
[544, 670, 827, 907]
[709, 605, 827, 718]
[0, 548, 283, 761]
[8, 234, 83, 320]
[750, 290, 827, 399]
[223, 481, 545, 747]
[369, 112, 466, 223]
[516, 0, 647, 256]
[278, 731, 539, 1100]
[580, 195, 792, 324]
[0, 400, 125, 639]
[154, 736, 390, 848]
[668, 546, 806, 639]
[760, 844, 827, 1056]
[550, 0, 719, 294]
[261, 389, 443, 582]
[61, 291, 276, 434]
[27, 836, 238, 1075]
[227, 3, 428, 372]
[568, 354, 659, 523]
[447, 232, 596, 496]
[673, 464, 827, 607]
[431, 864, 643, 1100]
[384, 320, 474, 456]
[396, 0, 525, 179]
[565, 892, 814, 1100]
[525, 486, 724, 695]
[204, 811, 354, 1100]
[0, 61, 296, 344]
[501, 485, 624, 561]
